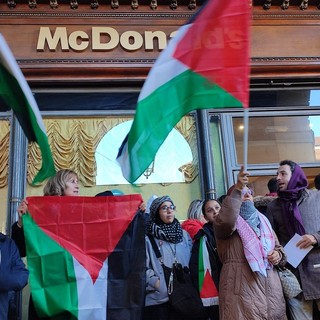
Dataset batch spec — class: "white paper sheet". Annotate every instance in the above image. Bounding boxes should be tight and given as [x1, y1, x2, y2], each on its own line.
[284, 233, 313, 268]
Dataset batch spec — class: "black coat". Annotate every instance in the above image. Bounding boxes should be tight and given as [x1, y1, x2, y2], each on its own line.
[189, 223, 221, 297]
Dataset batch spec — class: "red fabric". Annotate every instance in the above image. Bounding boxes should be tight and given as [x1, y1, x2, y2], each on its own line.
[200, 271, 219, 299]
[26, 195, 143, 281]
[173, 0, 251, 108]
[181, 219, 204, 240]
[265, 192, 277, 197]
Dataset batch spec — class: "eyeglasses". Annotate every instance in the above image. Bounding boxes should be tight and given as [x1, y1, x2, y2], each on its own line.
[159, 205, 176, 211]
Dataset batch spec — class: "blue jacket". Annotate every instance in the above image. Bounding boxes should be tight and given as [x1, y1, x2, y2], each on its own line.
[0, 233, 29, 319]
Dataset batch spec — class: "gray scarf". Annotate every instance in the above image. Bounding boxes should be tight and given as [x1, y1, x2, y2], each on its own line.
[239, 201, 260, 237]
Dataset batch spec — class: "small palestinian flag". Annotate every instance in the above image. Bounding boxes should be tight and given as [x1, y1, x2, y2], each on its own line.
[198, 236, 219, 306]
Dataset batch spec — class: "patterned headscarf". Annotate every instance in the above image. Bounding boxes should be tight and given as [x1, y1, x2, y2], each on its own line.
[146, 195, 183, 244]
[278, 163, 308, 237]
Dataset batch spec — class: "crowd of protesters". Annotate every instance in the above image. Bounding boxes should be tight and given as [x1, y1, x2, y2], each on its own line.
[3, 159, 320, 320]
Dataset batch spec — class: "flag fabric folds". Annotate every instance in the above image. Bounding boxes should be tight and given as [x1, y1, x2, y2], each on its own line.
[117, 0, 250, 183]
[0, 34, 55, 184]
[23, 195, 146, 320]
[198, 236, 219, 306]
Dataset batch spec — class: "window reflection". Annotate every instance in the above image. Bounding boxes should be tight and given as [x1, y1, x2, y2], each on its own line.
[95, 120, 193, 185]
[233, 115, 320, 164]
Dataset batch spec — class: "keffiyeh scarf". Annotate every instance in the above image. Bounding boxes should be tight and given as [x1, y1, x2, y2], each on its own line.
[236, 202, 275, 277]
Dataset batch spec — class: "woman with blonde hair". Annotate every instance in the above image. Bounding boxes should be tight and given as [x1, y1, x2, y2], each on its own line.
[11, 168, 79, 319]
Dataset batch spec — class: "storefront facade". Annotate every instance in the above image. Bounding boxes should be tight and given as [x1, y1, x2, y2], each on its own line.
[1, 0, 320, 233]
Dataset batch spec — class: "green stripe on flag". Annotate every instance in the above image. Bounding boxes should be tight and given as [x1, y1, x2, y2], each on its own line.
[24, 213, 78, 319]
[0, 34, 56, 184]
[198, 236, 205, 292]
[127, 69, 241, 182]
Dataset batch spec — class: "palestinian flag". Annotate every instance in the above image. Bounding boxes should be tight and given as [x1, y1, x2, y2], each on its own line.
[198, 236, 219, 306]
[117, 0, 250, 183]
[23, 195, 146, 320]
[0, 33, 55, 184]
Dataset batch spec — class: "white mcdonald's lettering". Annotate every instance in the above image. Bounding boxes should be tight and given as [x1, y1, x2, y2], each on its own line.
[37, 27, 176, 52]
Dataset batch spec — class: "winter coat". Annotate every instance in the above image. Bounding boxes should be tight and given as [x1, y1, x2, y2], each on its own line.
[11, 222, 26, 257]
[266, 188, 320, 300]
[145, 230, 192, 307]
[181, 219, 204, 241]
[0, 233, 29, 319]
[253, 194, 278, 216]
[213, 190, 287, 320]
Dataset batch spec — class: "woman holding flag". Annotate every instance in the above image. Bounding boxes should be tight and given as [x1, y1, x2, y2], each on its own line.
[211, 167, 288, 320]
[11, 169, 79, 319]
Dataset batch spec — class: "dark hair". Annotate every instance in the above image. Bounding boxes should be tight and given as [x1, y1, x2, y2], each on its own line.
[217, 194, 227, 204]
[95, 190, 114, 196]
[279, 160, 296, 173]
[267, 177, 278, 193]
[314, 174, 320, 190]
[201, 199, 221, 217]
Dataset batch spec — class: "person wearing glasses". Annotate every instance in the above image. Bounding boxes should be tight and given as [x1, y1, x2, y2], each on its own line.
[143, 195, 192, 320]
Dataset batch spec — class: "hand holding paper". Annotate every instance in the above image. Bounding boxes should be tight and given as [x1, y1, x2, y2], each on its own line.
[296, 234, 317, 249]
[284, 233, 313, 268]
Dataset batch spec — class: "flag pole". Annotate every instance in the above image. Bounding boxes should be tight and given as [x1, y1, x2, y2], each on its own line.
[243, 108, 249, 172]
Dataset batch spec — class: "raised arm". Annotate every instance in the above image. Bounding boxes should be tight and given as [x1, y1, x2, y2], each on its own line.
[213, 166, 249, 240]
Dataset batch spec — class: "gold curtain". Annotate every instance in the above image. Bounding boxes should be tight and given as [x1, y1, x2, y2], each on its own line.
[0, 120, 10, 188]
[27, 117, 129, 186]
[1, 116, 198, 187]
[175, 116, 198, 183]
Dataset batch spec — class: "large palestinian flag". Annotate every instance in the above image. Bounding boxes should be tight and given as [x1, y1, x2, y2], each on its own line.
[0, 34, 55, 184]
[117, 0, 250, 183]
[23, 195, 145, 320]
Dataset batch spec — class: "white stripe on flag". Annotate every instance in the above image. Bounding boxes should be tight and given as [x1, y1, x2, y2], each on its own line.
[74, 258, 108, 320]
[138, 25, 190, 101]
[0, 34, 46, 134]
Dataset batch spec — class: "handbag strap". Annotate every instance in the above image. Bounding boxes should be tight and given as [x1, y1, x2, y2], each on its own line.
[147, 234, 175, 294]
[147, 234, 162, 261]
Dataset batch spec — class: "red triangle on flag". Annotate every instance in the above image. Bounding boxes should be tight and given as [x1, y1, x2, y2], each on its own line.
[27, 195, 142, 282]
[173, 0, 250, 108]
[200, 270, 219, 298]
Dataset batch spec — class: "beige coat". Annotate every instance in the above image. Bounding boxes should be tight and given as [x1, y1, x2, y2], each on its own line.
[213, 190, 287, 320]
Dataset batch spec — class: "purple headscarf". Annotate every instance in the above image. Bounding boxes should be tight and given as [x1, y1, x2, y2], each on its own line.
[278, 163, 308, 237]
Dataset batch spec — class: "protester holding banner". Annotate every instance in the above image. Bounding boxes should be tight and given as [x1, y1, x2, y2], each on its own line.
[143, 195, 193, 320]
[212, 167, 288, 320]
[11, 169, 79, 319]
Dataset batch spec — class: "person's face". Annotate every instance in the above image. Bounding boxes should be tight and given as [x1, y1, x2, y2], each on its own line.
[276, 164, 292, 191]
[64, 174, 80, 196]
[158, 201, 176, 224]
[241, 186, 253, 202]
[204, 200, 221, 223]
